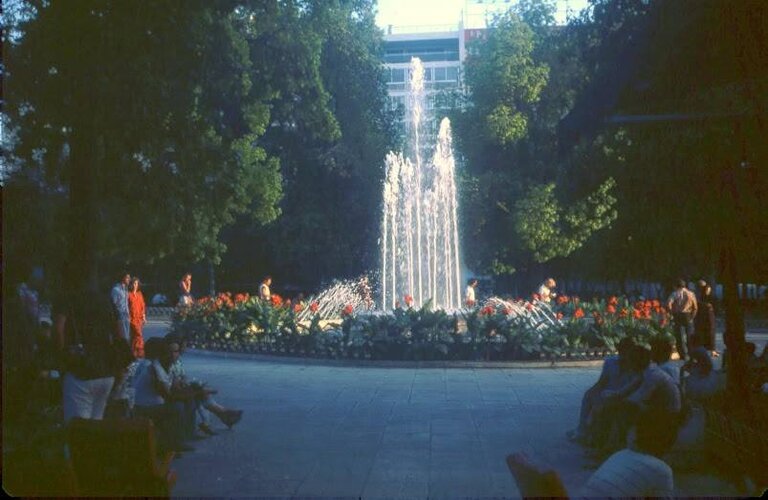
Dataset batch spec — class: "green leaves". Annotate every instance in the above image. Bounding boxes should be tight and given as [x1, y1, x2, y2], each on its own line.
[486, 105, 528, 145]
[514, 179, 617, 263]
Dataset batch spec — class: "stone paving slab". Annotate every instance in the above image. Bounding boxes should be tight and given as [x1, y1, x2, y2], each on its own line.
[139, 322, 743, 498]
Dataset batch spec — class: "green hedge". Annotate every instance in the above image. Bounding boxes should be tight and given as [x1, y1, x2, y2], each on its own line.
[171, 293, 675, 362]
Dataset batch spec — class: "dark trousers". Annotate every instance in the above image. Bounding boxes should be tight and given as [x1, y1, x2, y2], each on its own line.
[134, 403, 186, 451]
[578, 385, 601, 433]
[672, 312, 693, 360]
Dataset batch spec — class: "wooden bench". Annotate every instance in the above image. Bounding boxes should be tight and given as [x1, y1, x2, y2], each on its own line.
[704, 396, 768, 495]
[67, 417, 177, 497]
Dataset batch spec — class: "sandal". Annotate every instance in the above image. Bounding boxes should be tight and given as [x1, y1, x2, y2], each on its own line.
[221, 410, 243, 429]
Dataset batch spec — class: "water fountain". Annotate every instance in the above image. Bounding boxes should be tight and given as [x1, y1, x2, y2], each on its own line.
[380, 57, 463, 310]
[297, 58, 559, 327]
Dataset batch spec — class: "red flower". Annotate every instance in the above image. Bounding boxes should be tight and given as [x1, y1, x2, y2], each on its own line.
[557, 295, 569, 305]
[293, 303, 304, 314]
[619, 308, 629, 318]
[632, 309, 642, 319]
[556, 312, 564, 320]
[480, 305, 494, 316]
[271, 294, 283, 307]
[502, 307, 512, 316]
[526, 302, 534, 311]
[234, 293, 249, 303]
[574, 308, 585, 319]
[404, 294, 414, 307]
[309, 301, 319, 313]
[532, 293, 541, 301]
[341, 304, 354, 317]
[606, 304, 616, 315]
[608, 296, 618, 306]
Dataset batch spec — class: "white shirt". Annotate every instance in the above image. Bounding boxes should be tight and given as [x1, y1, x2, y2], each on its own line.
[259, 283, 271, 301]
[132, 359, 171, 407]
[538, 284, 552, 302]
[465, 285, 476, 304]
[579, 448, 674, 498]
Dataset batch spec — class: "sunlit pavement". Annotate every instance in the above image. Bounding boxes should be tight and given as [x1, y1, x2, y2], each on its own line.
[143, 321, 744, 497]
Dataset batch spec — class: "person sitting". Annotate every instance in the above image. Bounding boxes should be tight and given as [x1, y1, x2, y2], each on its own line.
[567, 337, 642, 445]
[131, 338, 192, 453]
[667, 347, 724, 469]
[165, 333, 242, 435]
[507, 409, 677, 498]
[651, 336, 680, 385]
[587, 344, 681, 456]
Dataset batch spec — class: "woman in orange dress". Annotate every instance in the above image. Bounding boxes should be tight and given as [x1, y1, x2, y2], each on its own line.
[127, 278, 147, 357]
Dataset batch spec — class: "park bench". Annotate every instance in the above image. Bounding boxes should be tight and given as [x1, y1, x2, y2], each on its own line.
[704, 395, 768, 495]
[67, 416, 177, 497]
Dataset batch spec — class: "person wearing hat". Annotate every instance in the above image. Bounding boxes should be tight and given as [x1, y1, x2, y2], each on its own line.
[693, 280, 717, 357]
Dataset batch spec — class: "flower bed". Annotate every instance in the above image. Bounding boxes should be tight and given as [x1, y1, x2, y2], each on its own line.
[171, 292, 674, 362]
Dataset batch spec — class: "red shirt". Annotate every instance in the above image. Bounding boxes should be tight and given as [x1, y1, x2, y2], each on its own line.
[128, 291, 146, 325]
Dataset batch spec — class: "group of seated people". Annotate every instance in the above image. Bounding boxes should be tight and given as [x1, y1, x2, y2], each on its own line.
[567, 336, 690, 457]
[508, 336, 732, 497]
[13, 290, 244, 459]
[109, 333, 243, 454]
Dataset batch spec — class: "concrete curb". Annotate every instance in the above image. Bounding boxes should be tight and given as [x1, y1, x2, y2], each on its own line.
[185, 347, 605, 369]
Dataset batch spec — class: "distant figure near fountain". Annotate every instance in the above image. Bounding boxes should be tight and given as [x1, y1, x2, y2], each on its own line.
[380, 57, 462, 310]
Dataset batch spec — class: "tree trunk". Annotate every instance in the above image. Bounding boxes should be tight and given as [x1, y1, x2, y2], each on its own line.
[66, 132, 100, 293]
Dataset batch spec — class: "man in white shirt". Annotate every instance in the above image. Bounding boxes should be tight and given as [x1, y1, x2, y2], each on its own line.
[259, 276, 272, 301]
[465, 278, 478, 306]
[579, 409, 676, 498]
[537, 278, 556, 303]
[666, 279, 697, 360]
[507, 409, 676, 499]
[110, 272, 131, 340]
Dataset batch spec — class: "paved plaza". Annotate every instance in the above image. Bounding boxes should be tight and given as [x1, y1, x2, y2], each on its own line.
[142, 322, 747, 498]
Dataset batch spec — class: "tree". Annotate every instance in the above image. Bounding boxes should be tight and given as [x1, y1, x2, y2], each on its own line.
[3, 1, 293, 291]
[452, 2, 617, 285]
[218, 0, 396, 289]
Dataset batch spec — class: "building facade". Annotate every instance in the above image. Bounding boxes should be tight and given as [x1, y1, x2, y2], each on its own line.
[383, 27, 469, 139]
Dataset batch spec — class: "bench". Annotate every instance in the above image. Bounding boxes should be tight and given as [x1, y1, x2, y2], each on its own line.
[704, 395, 768, 495]
[67, 417, 177, 497]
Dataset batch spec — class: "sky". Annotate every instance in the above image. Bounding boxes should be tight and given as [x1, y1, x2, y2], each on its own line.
[375, 0, 590, 31]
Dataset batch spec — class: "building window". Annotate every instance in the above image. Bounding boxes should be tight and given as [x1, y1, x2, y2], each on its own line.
[424, 67, 432, 81]
[391, 68, 405, 83]
[447, 67, 458, 82]
[434, 67, 447, 81]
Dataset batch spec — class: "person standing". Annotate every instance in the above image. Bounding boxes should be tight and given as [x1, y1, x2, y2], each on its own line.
[666, 279, 698, 361]
[110, 272, 131, 341]
[178, 273, 193, 307]
[465, 278, 478, 307]
[128, 278, 147, 358]
[538, 278, 557, 303]
[259, 276, 272, 301]
[693, 280, 717, 357]
[356, 277, 374, 310]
